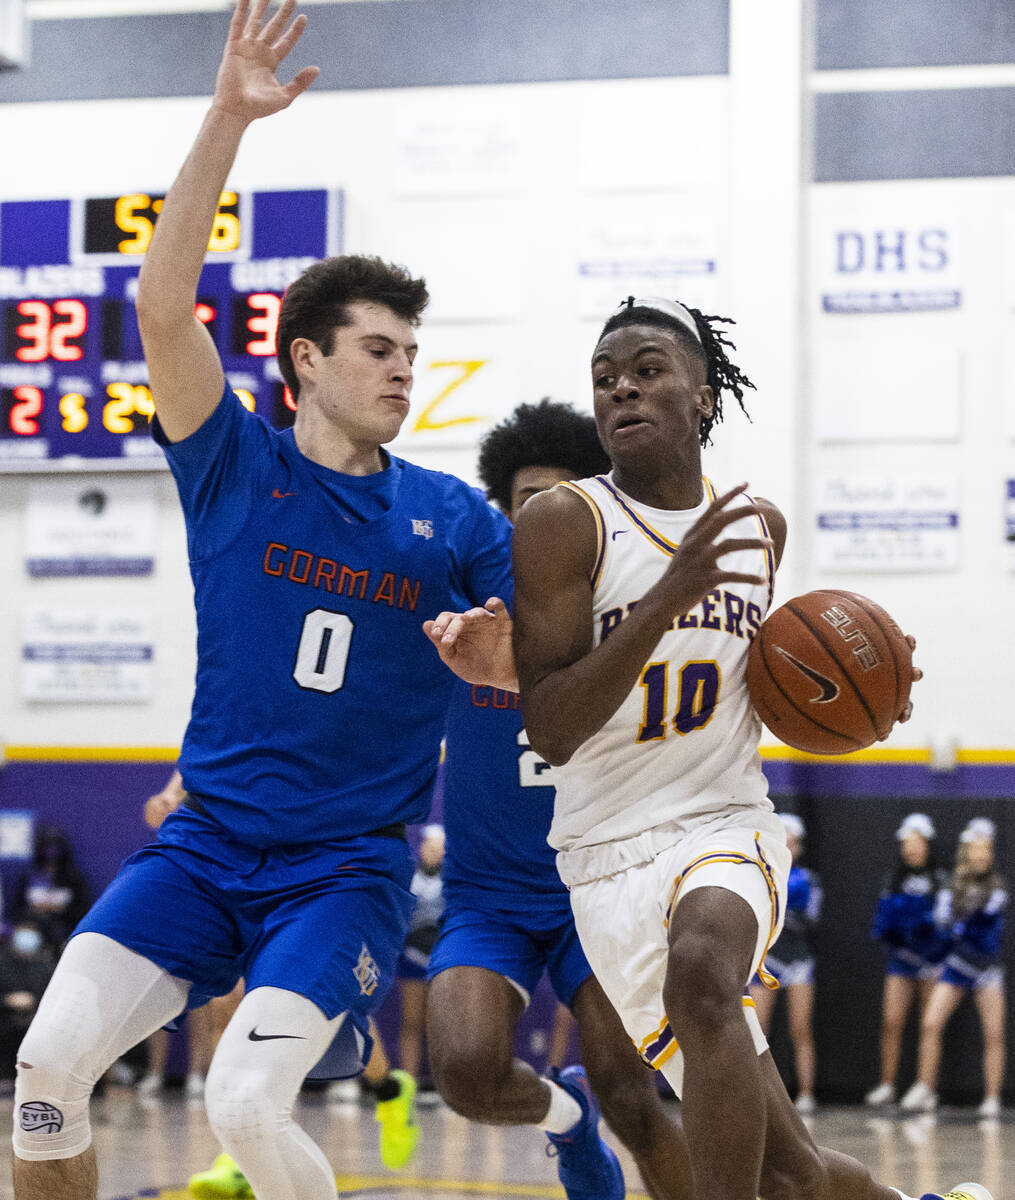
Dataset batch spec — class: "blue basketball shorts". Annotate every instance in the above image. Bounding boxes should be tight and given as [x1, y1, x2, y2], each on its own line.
[428, 903, 592, 1008]
[396, 948, 430, 981]
[73, 806, 416, 1022]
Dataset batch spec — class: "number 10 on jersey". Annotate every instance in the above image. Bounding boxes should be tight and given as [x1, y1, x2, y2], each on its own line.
[637, 660, 721, 742]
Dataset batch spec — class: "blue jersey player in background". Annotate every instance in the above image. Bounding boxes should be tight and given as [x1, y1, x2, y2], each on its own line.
[427, 400, 695, 1200]
[11, 6, 514, 1200]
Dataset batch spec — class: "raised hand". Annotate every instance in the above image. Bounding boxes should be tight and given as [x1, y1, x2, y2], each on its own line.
[214, 0, 319, 123]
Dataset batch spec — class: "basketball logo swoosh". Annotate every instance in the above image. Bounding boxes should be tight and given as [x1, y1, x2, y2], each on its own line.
[775, 647, 840, 703]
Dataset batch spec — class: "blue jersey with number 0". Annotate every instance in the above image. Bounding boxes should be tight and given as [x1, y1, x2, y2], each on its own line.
[157, 388, 513, 848]
[441, 675, 570, 922]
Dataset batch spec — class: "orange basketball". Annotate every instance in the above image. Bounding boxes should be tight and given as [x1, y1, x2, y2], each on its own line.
[746, 589, 913, 755]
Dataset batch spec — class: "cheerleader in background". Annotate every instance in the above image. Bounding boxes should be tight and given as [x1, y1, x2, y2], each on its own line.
[900, 817, 1007, 1117]
[865, 813, 947, 1107]
[749, 813, 823, 1115]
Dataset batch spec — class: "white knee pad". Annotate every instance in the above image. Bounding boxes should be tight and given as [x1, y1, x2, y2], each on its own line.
[12, 932, 191, 1162]
[206, 1062, 289, 1146]
[12, 998, 100, 1161]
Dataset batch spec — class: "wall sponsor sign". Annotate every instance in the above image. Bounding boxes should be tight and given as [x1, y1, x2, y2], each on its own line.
[26, 477, 155, 576]
[392, 103, 523, 196]
[22, 608, 154, 702]
[576, 194, 719, 320]
[816, 474, 959, 572]
[813, 193, 961, 315]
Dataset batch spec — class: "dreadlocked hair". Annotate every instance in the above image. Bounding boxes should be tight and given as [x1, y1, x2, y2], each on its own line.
[599, 301, 755, 447]
[477, 398, 610, 513]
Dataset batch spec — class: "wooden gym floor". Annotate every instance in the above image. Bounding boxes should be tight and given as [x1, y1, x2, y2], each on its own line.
[0, 1090, 1011, 1200]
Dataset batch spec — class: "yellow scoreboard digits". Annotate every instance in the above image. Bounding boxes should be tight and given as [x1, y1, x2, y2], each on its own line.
[114, 191, 238, 255]
[59, 393, 89, 433]
[115, 194, 158, 254]
[103, 382, 155, 433]
[209, 191, 241, 252]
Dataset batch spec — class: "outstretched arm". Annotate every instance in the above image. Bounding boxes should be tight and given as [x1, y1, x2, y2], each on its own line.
[137, 0, 318, 443]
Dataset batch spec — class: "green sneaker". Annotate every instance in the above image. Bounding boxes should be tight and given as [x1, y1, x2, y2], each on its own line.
[375, 1069, 419, 1170]
[188, 1152, 253, 1199]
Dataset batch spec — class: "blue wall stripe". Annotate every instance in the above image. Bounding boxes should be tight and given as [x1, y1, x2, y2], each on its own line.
[815, 87, 1015, 181]
[0, 1, 728, 104]
[817, 0, 1015, 70]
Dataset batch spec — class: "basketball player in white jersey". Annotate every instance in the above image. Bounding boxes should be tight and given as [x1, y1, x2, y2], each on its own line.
[504, 296, 988, 1200]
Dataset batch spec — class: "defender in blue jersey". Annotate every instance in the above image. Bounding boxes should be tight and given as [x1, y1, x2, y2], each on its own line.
[428, 401, 694, 1200]
[11, 6, 513, 1200]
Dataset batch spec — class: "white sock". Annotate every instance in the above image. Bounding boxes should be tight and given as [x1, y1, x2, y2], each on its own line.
[537, 1079, 584, 1134]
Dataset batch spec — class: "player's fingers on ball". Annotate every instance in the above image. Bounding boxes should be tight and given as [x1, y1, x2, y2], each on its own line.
[911, 667, 923, 682]
[899, 700, 914, 723]
[905, 633, 917, 650]
[484, 596, 507, 616]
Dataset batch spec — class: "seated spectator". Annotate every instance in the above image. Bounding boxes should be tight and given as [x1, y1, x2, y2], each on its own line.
[0, 920, 55, 1093]
[12, 825, 90, 953]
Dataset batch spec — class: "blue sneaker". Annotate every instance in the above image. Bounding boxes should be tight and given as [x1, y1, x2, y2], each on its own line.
[920, 1186, 994, 1200]
[544, 1065, 625, 1200]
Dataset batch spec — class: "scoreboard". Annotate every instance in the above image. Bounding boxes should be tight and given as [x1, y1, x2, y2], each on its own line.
[0, 188, 342, 471]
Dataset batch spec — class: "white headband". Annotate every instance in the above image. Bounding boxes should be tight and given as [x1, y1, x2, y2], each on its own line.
[778, 812, 806, 840]
[615, 296, 702, 344]
[896, 812, 935, 841]
[960, 817, 996, 844]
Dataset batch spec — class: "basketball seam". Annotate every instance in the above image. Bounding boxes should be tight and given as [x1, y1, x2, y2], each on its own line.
[786, 600, 880, 740]
[756, 627, 861, 750]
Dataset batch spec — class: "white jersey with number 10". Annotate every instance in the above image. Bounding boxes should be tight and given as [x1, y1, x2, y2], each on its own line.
[548, 474, 777, 854]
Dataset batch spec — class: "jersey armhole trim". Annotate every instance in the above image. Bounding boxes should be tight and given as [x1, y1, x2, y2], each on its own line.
[557, 481, 607, 589]
[745, 491, 776, 610]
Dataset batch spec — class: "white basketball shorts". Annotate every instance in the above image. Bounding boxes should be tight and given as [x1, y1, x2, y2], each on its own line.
[558, 810, 791, 1098]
